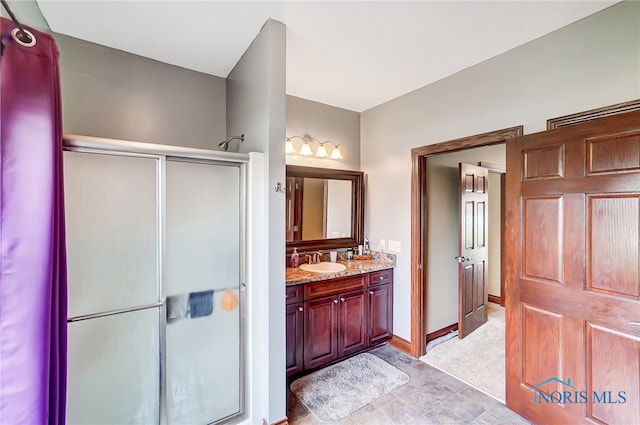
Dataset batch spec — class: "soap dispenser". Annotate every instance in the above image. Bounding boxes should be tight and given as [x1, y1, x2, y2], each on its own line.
[291, 248, 299, 267]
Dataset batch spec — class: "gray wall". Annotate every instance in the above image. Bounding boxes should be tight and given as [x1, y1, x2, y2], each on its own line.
[1, 0, 48, 31]
[226, 19, 287, 424]
[54, 33, 226, 149]
[361, 1, 640, 340]
[426, 145, 505, 332]
[286, 95, 361, 171]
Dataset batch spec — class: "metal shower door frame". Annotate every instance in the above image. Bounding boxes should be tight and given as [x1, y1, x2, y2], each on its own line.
[64, 134, 250, 425]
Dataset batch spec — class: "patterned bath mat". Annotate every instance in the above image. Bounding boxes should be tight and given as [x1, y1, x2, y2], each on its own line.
[290, 352, 409, 423]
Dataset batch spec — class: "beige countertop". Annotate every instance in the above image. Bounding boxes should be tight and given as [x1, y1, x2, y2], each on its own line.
[286, 255, 395, 286]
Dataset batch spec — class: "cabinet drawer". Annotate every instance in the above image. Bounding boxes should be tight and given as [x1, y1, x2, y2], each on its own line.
[304, 275, 366, 300]
[286, 285, 304, 304]
[369, 269, 393, 286]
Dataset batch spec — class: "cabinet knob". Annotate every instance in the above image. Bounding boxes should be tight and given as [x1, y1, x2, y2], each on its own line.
[298, 306, 303, 312]
[285, 294, 288, 298]
[333, 299, 339, 304]
[369, 291, 374, 295]
[379, 276, 384, 280]
[340, 297, 345, 302]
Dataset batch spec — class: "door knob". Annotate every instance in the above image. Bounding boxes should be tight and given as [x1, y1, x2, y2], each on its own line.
[454, 256, 470, 263]
[298, 306, 303, 312]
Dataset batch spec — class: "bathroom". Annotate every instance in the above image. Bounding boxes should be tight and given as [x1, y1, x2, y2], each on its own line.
[2, 1, 639, 424]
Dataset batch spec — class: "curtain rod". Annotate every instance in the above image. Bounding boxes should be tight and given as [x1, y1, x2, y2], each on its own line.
[1, 0, 35, 46]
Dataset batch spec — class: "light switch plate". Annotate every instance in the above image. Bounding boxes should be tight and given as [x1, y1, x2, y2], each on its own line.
[379, 239, 386, 251]
[388, 240, 401, 252]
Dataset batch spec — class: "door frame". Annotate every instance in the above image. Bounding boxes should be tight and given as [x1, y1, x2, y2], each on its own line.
[479, 162, 506, 307]
[409, 126, 523, 358]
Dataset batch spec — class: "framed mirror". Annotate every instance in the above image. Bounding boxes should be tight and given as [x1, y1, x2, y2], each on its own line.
[286, 165, 364, 252]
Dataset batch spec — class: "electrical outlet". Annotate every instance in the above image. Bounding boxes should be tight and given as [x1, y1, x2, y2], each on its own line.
[379, 239, 385, 251]
[388, 240, 401, 252]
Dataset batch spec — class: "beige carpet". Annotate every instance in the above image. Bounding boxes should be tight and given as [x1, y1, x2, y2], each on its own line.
[290, 353, 409, 423]
[420, 302, 505, 402]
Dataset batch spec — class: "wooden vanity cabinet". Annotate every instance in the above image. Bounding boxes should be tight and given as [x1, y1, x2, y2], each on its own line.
[303, 275, 366, 369]
[337, 289, 368, 357]
[285, 286, 304, 376]
[303, 295, 339, 369]
[368, 282, 393, 346]
[286, 268, 393, 377]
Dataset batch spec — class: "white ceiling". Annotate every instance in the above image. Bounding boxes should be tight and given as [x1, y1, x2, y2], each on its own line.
[37, 1, 618, 112]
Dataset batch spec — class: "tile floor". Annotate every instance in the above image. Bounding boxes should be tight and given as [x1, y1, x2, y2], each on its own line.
[287, 345, 530, 425]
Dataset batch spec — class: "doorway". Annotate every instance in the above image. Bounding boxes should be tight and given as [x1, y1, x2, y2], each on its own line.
[424, 145, 506, 341]
[408, 126, 523, 358]
[418, 142, 510, 401]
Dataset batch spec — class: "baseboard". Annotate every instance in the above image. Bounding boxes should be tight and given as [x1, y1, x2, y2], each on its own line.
[263, 417, 288, 425]
[426, 323, 458, 342]
[488, 294, 501, 305]
[388, 335, 412, 355]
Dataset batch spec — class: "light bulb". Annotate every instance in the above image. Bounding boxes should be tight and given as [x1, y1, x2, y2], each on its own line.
[285, 140, 295, 154]
[299, 142, 313, 156]
[316, 145, 328, 157]
[330, 146, 343, 159]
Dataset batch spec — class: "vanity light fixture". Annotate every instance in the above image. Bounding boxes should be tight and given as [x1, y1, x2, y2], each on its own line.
[315, 142, 329, 158]
[299, 139, 313, 156]
[329, 144, 343, 159]
[285, 135, 343, 160]
[285, 139, 296, 154]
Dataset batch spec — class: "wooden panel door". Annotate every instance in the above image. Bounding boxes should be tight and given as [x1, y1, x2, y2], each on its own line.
[368, 282, 393, 346]
[285, 303, 304, 376]
[303, 296, 338, 370]
[338, 290, 367, 357]
[458, 163, 489, 338]
[505, 110, 640, 424]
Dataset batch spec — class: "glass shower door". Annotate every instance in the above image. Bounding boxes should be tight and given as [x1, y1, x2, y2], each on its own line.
[165, 159, 243, 424]
[64, 150, 161, 424]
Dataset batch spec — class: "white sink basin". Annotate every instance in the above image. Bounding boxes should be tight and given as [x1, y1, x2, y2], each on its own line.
[299, 262, 347, 273]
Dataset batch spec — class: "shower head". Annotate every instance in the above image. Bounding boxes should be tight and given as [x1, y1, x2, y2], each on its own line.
[218, 134, 245, 151]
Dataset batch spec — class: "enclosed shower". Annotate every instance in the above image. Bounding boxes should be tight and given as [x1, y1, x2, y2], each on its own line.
[63, 135, 260, 424]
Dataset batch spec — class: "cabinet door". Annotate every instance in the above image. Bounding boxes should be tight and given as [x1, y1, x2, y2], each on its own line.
[338, 290, 367, 357]
[369, 283, 393, 346]
[286, 303, 304, 376]
[304, 296, 338, 370]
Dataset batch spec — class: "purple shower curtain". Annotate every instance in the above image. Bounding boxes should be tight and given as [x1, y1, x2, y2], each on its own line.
[0, 18, 67, 424]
